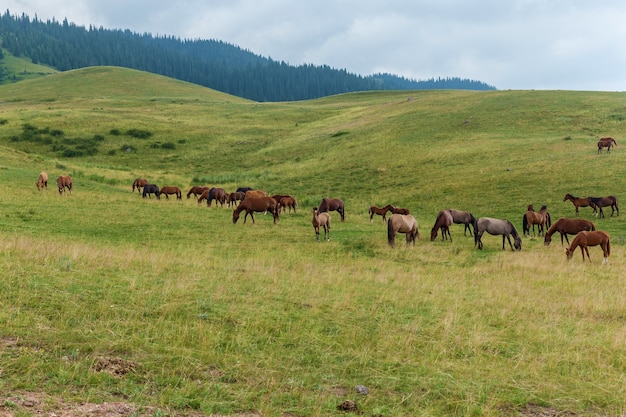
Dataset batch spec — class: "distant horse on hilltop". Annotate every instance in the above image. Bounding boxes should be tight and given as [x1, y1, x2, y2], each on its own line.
[597, 137, 617, 154]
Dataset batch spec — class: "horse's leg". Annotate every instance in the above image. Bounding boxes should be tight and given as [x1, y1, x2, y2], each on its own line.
[583, 246, 590, 262]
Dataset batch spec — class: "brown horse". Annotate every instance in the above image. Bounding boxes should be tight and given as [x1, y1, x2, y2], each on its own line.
[587, 196, 619, 218]
[232, 197, 279, 224]
[187, 186, 209, 199]
[597, 137, 617, 154]
[387, 214, 419, 248]
[391, 207, 410, 215]
[319, 198, 345, 222]
[312, 207, 331, 241]
[207, 188, 227, 207]
[197, 189, 210, 205]
[160, 186, 182, 199]
[544, 218, 596, 246]
[430, 210, 453, 241]
[244, 190, 267, 200]
[522, 204, 551, 236]
[474, 217, 522, 251]
[227, 191, 245, 208]
[566, 230, 610, 263]
[446, 209, 476, 236]
[36, 171, 48, 191]
[56, 175, 72, 195]
[563, 193, 596, 217]
[279, 196, 298, 214]
[132, 178, 148, 193]
[369, 204, 394, 223]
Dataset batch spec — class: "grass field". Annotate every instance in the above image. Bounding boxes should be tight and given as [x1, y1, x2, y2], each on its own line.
[0, 67, 625, 416]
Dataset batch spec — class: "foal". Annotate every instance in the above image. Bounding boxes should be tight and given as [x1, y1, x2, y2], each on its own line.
[312, 207, 331, 241]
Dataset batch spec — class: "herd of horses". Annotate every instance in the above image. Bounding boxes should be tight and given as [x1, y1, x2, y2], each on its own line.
[38, 172, 619, 263]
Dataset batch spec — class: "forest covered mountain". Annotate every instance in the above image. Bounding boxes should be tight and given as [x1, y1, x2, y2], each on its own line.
[0, 10, 496, 102]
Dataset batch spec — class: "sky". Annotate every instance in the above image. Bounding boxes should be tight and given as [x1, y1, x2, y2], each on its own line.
[4, 0, 626, 91]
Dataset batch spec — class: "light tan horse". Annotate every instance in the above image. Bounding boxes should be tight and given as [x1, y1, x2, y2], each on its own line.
[56, 175, 72, 195]
[387, 214, 419, 248]
[566, 230, 610, 263]
[312, 207, 330, 241]
[36, 171, 48, 191]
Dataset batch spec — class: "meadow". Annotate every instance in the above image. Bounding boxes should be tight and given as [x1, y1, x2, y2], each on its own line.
[0, 67, 625, 416]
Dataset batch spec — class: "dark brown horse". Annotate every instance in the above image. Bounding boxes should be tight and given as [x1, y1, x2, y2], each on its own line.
[232, 197, 279, 224]
[474, 217, 522, 251]
[312, 207, 331, 241]
[36, 171, 48, 191]
[566, 230, 610, 263]
[563, 193, 596, 217]
[160, 186, 182, 199]
[522, 204, 551, 236]
[597, 137, 617, 154]
[207, 188, 227, 207]
[227, 191, 245, 208]
[387, 214, 419, 248]
[430, 210, 453, 241]
[587, 196, 619, 218]
[446, 209, 475, 236]
[369, 204, 394, 223]
[56, 175, 73, 195]
[187, 186, 209, 199]
[544, 218, 596, 246]
[319, 198, 345, 222]
[132, 178, 148, 193]
[279, 196, 298, 214]
[391, 207, 410, 215]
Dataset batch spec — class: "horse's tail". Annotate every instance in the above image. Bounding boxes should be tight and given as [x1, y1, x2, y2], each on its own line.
[607, 238, 611, 257]
[387, 217, 395, 247]
[522, 213, 528, 235]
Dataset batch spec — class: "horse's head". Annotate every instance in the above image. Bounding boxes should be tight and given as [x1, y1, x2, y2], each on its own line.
[430, 228, 438, 241]
[514, 236, 522, 251]
[565, 247, 574, 260]
[544, 234, 551, 246]
[232, 210, 240, 223]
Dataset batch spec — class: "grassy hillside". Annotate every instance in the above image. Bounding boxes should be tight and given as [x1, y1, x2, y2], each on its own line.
[0, 67, 625, 417]
[0, 48, 57, 83]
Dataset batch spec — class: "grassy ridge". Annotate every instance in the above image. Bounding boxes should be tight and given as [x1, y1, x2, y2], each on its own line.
[0, 68, 625, 416]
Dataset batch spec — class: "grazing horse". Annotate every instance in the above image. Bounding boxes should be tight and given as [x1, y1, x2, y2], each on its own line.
[369, 204, 394, 223]
[187, 186, 209, 199]
[430, 210, 453, 241]
[36, 171, 48, 191]
[319, 198, 345, 222]
[160, 186, 182, 200]
[597, 137, 617, 154]
[387, 214, 419, 248]
[522, 204, 551, 237]
[587, 196, 619, 218]
[227, 191, 245, 208]
[474, 217, 522, 251]
[244, 190, 267, 200]
[391, 207, 410, 215]
[56, 175, 73, 195]
[312, 207, 331, 241]
[132, 178, 148, 193]
[232, 197, 279, 224]
[566, 230, 610, 263]
[446, 209, 475, 236]
[563, 193, 596, 217]
[279, 196, 298, 214]
[142, 184, 160, 199]
[207, 188, 227, 207]
[544, 218, 596, 246]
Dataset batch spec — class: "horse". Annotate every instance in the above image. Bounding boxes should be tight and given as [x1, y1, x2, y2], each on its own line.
[587, 196, 619, 218]
[132, 178, 148, 193]
[522, 204, 551, 237]
[160, 186, 182, 200]
[387, 214, 419, 248]
[197, 189, 210, 205]
[187, 186, 209, 199]
[566, 230, 610, 263]
[232, 197, 279, 224]
[237, 186, 254, 194]
[474, 217, 522, 251]
[369, 205, 394, 223]
[544, 218, 596, 246]
[207, 188, 227, 207]
[244, 190, 267, 200]
[36, 171, 48, 191]
[446, 209, 475, 236]
[142, 184, 160, 199]
[430, 210, 453, 241]
[227, 191, 245, 208]
[563, 193, 596, 217]
[319, 198, 345, 222]
[56, 175, 73, 195]
[279, 196, 298, 214]
[391, 207, 410, 215]
[312, 207, 331, 241]
[597, 137, 617, 154]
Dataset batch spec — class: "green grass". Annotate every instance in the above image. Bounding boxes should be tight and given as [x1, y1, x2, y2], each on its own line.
[0, 67, 626, 416]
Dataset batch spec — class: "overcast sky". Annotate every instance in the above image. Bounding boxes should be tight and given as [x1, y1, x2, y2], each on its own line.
[5, 0, 626, 91]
